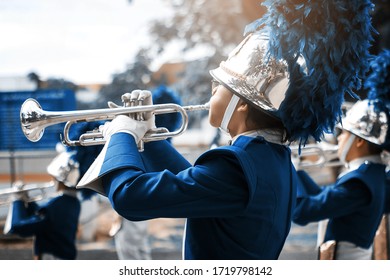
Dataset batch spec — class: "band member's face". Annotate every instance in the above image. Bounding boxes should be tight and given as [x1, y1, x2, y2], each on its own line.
[209, 80, 233, 128]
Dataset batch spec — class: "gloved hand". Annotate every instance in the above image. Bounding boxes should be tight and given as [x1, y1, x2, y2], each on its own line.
[100, 90, 155, 143]
[12, 181, 29, 202]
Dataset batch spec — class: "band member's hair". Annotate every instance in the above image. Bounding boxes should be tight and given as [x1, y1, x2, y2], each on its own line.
[245, 102, 286, 140]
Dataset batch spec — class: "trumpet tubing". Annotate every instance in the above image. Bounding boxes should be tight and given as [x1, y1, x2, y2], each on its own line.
[20, 98, 210, 147]
[290, 143, 343, 170]
[0, 181, 56, 206]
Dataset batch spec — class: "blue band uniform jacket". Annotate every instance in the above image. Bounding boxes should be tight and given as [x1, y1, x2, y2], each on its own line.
[293, 162, 387, 250]
[5, 192, 81, 259]
[78, 132, 297, 260]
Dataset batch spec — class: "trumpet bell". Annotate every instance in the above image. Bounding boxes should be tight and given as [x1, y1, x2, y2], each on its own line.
[20, 98, 46, 142]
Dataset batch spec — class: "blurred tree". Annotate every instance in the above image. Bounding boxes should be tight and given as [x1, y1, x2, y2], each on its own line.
[171, 57, 222, 128]
[27, 72, 42, 89]
[96, 49, 153, 108]
[27, 71, 78, 92]
[96, 0, 265, 128]
[146, 0, 264, 127]
[149, 0, 264, 55]
[45, 78, 78, 92]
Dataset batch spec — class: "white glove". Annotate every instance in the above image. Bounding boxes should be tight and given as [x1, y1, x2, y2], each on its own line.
[100, 90, 155, 143]
[12, 181, 29, 202]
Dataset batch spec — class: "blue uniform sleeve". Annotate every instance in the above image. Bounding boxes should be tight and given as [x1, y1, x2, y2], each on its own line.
[296, 170, 322, 198]
[102, 149, 249, 221]
[385, 176, 390, 214]
[8, 201, 48, 237]
[293, 179, 371, 225]
[141, 140, 191, 173]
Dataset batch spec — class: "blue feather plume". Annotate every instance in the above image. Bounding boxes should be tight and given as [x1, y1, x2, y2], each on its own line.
[245, 0, 375, 146]
[365, 49, 390, 102]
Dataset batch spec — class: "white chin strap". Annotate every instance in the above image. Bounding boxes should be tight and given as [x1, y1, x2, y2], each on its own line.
[219, 94, 240, 134]
[339, 134, 356, 165]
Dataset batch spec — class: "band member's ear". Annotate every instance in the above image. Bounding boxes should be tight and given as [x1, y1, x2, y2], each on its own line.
[237, 102, 248, 113]
[355, 137, 368, 149]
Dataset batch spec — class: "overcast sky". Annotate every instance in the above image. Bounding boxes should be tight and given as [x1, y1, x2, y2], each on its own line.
[0, 0, 171, 84]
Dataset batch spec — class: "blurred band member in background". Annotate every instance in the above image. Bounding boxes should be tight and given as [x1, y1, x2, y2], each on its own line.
[293, 50, 390, 260]
[4, 122, 102, 260]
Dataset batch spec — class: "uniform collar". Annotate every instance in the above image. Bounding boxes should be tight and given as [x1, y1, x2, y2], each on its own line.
[338, 155, 383, 178]
[231, 129, 284, 145]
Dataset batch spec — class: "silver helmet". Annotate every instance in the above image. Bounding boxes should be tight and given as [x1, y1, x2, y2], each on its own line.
[47, 151, 80, 187]
[341, 99, 389, 148]
[210, 32, 293, 117]
[341, 49, 390, 150]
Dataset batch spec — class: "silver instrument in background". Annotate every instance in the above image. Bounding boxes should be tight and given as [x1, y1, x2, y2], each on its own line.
[0, 181, 56, 206]
[290, 142, 343, 170]
[20, 94, 210, 150]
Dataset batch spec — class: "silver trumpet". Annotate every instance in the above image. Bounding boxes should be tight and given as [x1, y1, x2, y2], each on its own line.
[20, 95, 210, 149]
[0, 181, 56, 206]
[290, 142, 343, 170]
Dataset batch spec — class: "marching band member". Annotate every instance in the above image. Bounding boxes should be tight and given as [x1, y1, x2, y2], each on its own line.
[293, 49, 390, 260]
[4, 122, 102, 260]
[4, 179, 80, 260]
[78, 1, 374, 259]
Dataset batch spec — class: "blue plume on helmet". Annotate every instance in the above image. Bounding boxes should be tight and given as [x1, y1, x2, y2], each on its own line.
[245, 0, 375, 145]
[366, 49, 390, 102]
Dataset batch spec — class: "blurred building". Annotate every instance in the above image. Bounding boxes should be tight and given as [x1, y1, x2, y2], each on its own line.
[151, 61, 185, 85]
[0, 76, 37, 92]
